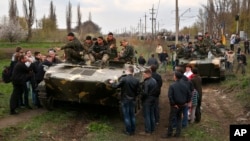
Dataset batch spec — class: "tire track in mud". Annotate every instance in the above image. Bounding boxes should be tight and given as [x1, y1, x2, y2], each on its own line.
[201, 83, 249, 140]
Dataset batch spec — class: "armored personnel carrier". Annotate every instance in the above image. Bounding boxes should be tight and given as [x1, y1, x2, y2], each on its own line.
[178, 47, 226, 80]
[37, 61, 145, 112]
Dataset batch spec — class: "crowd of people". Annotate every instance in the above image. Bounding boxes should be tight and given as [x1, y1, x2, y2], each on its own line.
[8, 31, 249, 139]
[109, 62, 202, 138]
[8, 32, 136, 115]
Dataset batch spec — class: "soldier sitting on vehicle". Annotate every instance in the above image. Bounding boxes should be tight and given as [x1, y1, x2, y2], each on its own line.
[184, 42, 193, 59]
[56, 32, 85, 64]
[210, 42, 224, 57]
[176, 44, 185, 58]
[193, 35, 209, 58]
[108, 43, 118, 60]
[118, 39, 135, 64]
[89, 36, 109, 67]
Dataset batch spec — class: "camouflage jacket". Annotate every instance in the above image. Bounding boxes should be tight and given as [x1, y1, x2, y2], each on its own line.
[108, 47, 118, 59]
[107, 38, 117, 47]
[120, 45, 134, 61]
[90, 42, 109, 55]
[61, 38, 84, 52]
[83, 41, 94, 52]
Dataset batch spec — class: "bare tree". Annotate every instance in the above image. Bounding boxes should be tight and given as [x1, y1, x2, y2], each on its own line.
[76, 3, 82, 31]
[9, 0, 19, 22]
[49, 0, 57, 30]
[23, 0, 35, 41]
[66, 1, 72, 33]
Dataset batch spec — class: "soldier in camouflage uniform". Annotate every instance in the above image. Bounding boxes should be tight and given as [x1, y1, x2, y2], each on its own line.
[193, 35, 210, 58]
[107, 32, 117, 47]
[108, 44, 118, 60]
[210, 42, 224, 57]
[89, 36, 109, 67]
[118, 39, 135, 63]
[56, 32, 85, 63]
[83, 36, 95, 64]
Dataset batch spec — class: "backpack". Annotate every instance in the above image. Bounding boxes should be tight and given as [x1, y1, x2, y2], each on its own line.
[2, 66, 12, 83]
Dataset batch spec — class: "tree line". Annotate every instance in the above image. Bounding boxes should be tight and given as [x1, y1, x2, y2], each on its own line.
[0, 0, 100, 42]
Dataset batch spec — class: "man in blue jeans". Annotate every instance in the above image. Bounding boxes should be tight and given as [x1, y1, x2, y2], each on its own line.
[140, 68, 158, 136]
[161, 71, 191, 138]
[110, 66, 140, 136]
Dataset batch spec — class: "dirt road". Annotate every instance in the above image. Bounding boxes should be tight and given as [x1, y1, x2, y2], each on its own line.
[0, 76, 249, 141]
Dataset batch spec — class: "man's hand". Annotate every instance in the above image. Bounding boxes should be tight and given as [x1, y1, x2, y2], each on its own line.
[173, 105, 179, 109]
[55, 47, 61, 51]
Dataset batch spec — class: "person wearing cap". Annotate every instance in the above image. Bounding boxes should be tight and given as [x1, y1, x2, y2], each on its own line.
[56, 32, 84, 63]
[119, 39, 135, 63]
[89, 36, 109, 67]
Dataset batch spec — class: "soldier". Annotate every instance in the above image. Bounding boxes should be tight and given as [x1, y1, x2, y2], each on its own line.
[56, 32, 84, 63]
[184, 42, 193, 58]
[107, 32, 117, 47]
[193, 35, 208, 58]
[118, 39, 135, 63]
[82, 36, 95, 64]
[83, 36, 94, 51]
[89, 36, 109, 66]
[107, 43, 118, 60]
[210, 42, 224, 57]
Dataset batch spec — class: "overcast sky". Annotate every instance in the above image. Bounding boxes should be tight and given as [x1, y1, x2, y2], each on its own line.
[0, 0, 207, 34]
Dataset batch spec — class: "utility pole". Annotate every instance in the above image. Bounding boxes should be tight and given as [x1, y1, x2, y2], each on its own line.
[140, 18, 142, 35]
[175, 0, 179, 45]
[150, 5, 156, 39]
[144, 13, 147, 35]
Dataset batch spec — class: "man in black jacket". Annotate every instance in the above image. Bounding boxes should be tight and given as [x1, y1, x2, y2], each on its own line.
[150, 65, 162, 125]
[162, 71, 191, 138]
[110, 66, 140, 136]
[140, 69, 158, 135]
[10, 55, 33, 115]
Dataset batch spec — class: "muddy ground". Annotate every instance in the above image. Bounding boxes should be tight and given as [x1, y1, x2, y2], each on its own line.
[0, 73, 250, 141]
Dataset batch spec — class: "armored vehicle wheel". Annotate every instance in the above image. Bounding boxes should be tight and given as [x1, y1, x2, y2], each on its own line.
[38, 91, 54, 110]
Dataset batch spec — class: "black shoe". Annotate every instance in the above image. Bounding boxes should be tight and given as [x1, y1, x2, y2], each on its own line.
[174, 134, 180, 137]
[10, 111, 18, 115]
[26, 106, 33, 109]
[36, 105, 43, 108]
[161, 134, 172, 138]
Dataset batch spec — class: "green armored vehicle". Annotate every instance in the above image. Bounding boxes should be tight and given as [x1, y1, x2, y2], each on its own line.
[177, 45, 226, 80]
[37, 61, 144, 111]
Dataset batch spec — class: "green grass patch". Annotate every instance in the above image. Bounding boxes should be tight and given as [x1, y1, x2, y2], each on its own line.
[0, 41, 64, 49]
[0, 110, 74, 141]
[87, 121, 113, 133]
[0, 59, 13, 117]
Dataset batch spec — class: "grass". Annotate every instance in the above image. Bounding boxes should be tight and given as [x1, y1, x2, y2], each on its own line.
[0, 110, 74, 141]
[0, 59, 13, 117]
[0, 40, 250, 140]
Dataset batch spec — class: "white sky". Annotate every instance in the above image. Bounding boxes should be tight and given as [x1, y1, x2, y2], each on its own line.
[0, 0, 207, 34]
